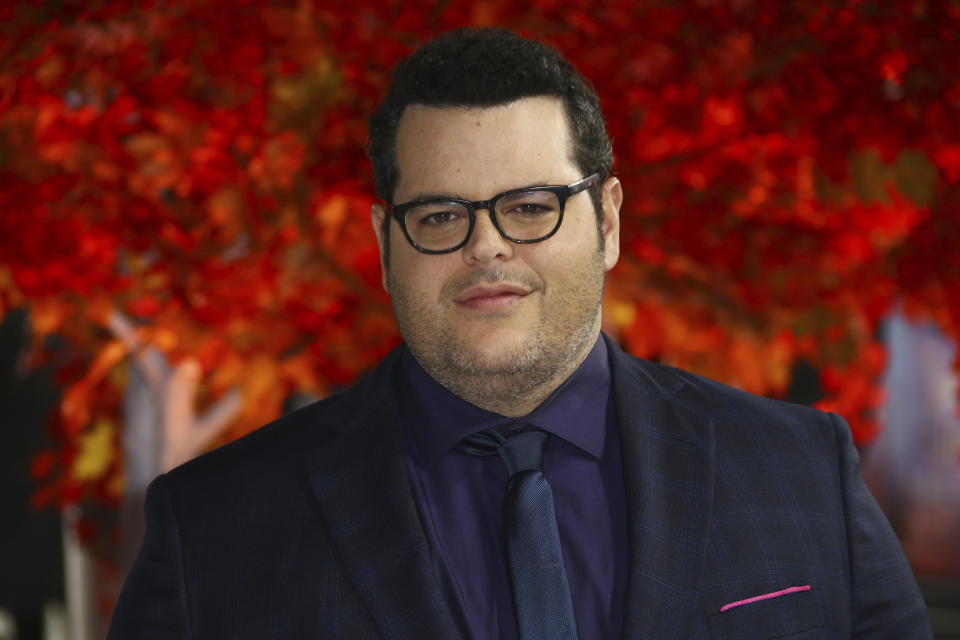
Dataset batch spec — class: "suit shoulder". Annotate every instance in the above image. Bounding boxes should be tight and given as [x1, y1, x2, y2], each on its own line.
[612, 345, 840, 445]
[165, 348, 400, 488]
[667, 361, 825, 421]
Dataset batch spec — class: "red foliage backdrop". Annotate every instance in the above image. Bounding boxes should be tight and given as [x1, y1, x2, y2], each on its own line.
[2, 0, 959, 510]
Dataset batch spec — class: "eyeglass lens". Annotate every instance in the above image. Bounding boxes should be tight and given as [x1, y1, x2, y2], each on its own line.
[404, 189, 562, 251]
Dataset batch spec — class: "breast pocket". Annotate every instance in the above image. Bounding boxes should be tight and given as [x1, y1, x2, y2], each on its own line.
[706, 586, 824, 639]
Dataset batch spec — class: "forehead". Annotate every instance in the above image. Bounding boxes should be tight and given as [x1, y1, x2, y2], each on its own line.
[393, 96, 578, 202]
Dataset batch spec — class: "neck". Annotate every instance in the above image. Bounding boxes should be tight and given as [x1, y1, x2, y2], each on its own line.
[416, 323, 601, 418]
[461, 353, 589, 417]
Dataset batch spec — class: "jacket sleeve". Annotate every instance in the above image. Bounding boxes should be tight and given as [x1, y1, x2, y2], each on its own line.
[108, 474, 191, 639]
[832, 412, 932, 638]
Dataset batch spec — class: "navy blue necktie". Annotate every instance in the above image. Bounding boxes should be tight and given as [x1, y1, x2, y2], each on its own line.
[460, 429, 579, 640]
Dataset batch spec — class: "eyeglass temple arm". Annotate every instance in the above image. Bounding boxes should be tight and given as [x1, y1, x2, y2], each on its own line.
[569, 172, 600, 195]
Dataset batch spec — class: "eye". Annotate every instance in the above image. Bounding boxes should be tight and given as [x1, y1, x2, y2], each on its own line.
[497, 190, 560, 221]
[506, 202, 552, 216]
[421, 210, 461, 226]
[407, 203, 469, 228]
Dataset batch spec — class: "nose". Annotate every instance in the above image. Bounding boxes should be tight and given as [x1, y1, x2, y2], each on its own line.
[462, 209, 515, 265]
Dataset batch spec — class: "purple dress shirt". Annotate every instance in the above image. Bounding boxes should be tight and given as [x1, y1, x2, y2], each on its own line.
[393, 336, 628, 640]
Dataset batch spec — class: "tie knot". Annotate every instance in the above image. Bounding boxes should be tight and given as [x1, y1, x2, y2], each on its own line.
[458, 428, 549, 477]
[497, 430, 548, 476]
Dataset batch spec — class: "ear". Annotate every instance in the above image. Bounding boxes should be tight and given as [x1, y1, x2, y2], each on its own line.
[371, 203, 389, 290]
[600, 176, 622, 271]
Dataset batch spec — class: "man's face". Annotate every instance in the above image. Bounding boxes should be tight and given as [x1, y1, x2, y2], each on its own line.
[372, 96, 621, 415]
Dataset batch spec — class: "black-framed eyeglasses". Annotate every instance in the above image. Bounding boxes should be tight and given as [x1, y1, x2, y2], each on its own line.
[386, 173, 600, 254]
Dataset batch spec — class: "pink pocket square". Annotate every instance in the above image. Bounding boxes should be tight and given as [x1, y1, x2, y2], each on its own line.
[720, 585, 811, 612]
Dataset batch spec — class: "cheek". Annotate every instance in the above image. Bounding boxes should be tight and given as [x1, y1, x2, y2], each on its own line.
[386, 253, 445, 301]
[534, 243, 605, 298]
[531, 224, 597, 270]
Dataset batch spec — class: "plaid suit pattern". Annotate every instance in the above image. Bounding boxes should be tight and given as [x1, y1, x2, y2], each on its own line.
[109, 336, 931, 639]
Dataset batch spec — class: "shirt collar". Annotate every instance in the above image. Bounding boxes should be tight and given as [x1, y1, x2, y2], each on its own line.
[395, 335, 611, 469]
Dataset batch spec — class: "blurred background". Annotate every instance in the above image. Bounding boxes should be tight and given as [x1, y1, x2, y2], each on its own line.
[1, 0, 959, 637]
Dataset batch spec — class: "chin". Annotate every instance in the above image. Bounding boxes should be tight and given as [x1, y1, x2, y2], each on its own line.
[465, 345, 524, 370]
[453, 329, 540, 373]
[462, 322, 529, 349]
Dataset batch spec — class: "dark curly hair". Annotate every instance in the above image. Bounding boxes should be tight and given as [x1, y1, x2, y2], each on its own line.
[368, 28, 613, 239]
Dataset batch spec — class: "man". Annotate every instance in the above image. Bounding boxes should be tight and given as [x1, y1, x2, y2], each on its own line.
[109, 28, 931, 639]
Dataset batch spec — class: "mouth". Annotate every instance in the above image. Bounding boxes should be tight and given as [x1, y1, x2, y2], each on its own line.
[453, 283, 532, 311]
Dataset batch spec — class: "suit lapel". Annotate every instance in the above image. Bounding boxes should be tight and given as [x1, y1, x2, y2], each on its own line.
[606, 337, 716, 639]
[301, 338, 714, 639]
[302, 360, 462, 640]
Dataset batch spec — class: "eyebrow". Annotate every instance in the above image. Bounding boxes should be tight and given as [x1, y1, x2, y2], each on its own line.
[400, 181, 554, 204]
[401, 191, 464, 203]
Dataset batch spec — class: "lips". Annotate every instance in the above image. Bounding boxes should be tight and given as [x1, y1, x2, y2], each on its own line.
[453, 283, 532, 311]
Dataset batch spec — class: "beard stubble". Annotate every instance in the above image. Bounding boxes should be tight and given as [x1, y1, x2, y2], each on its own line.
[386, 255, 605, 415]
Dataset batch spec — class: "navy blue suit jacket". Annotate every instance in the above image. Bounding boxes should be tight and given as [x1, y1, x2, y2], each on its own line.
[109, 336, 931, 638]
